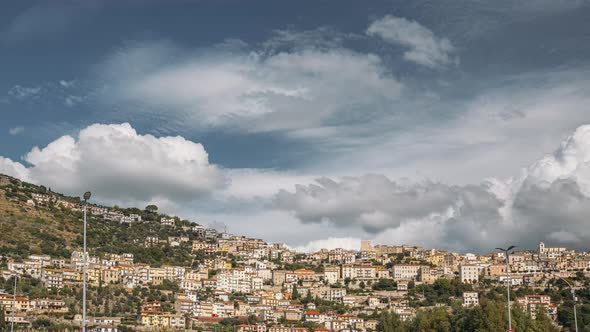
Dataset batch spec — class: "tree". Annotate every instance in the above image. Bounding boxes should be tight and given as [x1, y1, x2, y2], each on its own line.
[0, 305, 6, 330]
[145, 204, 158, 213]
[460, 298, 506, 331]
[532, 306, 559, 332]
[344, 277, 352, 287]
[32, 318, 52, 329]
[302, 289, 313, 304]
[411, 307, 451, 332]
[372, 279, 397, 291]
[292, 284, 300, 300]
[377, 311, 406, 332]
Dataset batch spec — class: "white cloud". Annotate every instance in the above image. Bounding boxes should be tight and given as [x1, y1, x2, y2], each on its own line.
[7, 85, 41, 100]
[316, 68, 590, 185]
[8, 127, 24, 135]
[276, 124, 590, 252]
[100, 38, 402, 132]
[64, 95, 84, 107]
[59, 80, 76, 88]
[367, 15, 457, 68]
[292, 237, 361, 253]
[0, 123, 226, 206]
[221, 169, 316, 200]
[274, 175, 473, 232]
[0, 157, 31, 182]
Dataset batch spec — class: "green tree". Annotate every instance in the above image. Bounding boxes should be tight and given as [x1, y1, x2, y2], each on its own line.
[460, 298, 506, 332]
[292, 284, 300, 300]
[145, 204, 158, 213]
[532, 306, 559, 332]
[411, 307, 451, 332]
[32, 318, 52, 329]
[302, 289, 313, 304]
[0, 305, 6, 330]
[378, 311, 407, 332]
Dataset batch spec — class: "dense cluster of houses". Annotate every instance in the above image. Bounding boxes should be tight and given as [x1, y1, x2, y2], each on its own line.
[2, 236, 586, 330]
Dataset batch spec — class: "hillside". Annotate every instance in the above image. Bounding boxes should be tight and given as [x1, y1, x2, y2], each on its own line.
[0, 174, 211, 267]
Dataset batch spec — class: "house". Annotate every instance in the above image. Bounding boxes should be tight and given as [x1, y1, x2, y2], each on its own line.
[463, 292, 479, 307]
[517, 295, 557, 320]
[161, 217, 175, 226]
[305, 310, 327, 323]
[460, 265, 480, 283]
[120, 214, 142, 224]
[393, 265, 425, 280]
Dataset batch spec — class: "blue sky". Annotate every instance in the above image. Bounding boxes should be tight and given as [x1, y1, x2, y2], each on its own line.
[2, 0, 590, 252]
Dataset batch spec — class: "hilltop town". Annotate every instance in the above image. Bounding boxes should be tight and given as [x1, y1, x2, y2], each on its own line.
[0, 174, 588, 331]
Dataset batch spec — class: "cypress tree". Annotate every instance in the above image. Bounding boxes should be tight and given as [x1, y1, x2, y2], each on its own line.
[0, 305, 6, 330]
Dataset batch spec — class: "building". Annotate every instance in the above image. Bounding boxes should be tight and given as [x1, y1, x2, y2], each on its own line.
[360, 240, 374, 252]
[460, 265, 480, 283]
[486, 264, 506, 277]
[463, 292, 479, 306]
[538, 242, 567, 259]
[161, 217, 175, 226]
[517, 295, 556, 320]
[323, 266, 340, 284]
[393, 265, 424, 280]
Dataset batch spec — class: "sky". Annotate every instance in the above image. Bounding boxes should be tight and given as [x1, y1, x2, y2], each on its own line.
[2, 0, 590, 253]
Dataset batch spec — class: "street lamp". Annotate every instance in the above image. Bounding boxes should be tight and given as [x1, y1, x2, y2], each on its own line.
[496, 245, 516, 332]
[82, 191, 91, 332]
[533, 256, 579, 332]
[11, 275, 18, 332]
[554, 275, 579, 332]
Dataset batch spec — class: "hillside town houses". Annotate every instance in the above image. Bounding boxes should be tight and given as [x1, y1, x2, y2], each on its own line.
[2, 233, 588, 330]
[1, 189, 589, 330]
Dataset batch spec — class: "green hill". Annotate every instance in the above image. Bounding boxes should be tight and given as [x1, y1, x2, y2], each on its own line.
[0, 174, 207, 267]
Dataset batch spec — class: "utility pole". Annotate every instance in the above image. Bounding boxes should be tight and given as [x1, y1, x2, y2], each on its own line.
[555, 276, 578, 332]
[82, 191, 91, 332]
[11, 275, 17, 332]
[496, 245, 516, 332]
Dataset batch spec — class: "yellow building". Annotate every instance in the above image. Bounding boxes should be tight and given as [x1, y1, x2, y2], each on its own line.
[141, 311, 185, 329]
[425, 254, 445, 267]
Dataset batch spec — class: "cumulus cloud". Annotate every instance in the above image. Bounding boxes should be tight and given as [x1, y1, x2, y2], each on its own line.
[100, 34, 402, 132]
[274, 175, 479, 231]
[367, 15, 457, 68]
[276, 124, 590, 252]
[0, 157, 31, 182]
[0, 123, 226, 206]
[274, 175, 502, 251]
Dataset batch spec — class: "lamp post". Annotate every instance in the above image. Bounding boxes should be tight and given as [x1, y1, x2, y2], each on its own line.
[11, 275, 17, 332]
[554, 275, 578, 332]
[496, 245, 516, 332]
[82, 191, 91, 332]
[534, 256, 578, 331]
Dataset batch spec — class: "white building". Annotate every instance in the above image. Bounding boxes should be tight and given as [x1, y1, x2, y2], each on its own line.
[393, 265, 424, 280]
[460, 265, 480, 283]
[160, 217, 175, 226]
[538, 242, 567, 259]
[463, 292, 479, 306]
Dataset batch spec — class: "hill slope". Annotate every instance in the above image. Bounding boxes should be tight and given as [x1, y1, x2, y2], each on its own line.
[0, 174, 208, 267]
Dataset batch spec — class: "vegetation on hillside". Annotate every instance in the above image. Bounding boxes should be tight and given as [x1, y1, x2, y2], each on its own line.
[0, 174, 206, 266]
